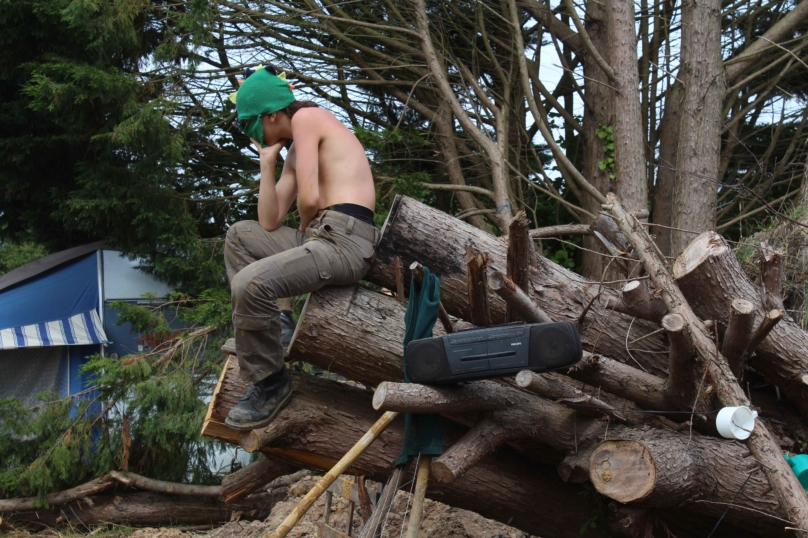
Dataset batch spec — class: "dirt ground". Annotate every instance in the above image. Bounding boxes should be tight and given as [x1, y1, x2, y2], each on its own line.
[121, 474, 536, 538]
[6, 474, 536, 538]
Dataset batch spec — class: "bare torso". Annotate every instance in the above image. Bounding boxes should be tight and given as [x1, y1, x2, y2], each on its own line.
[284, 108, 375, 212]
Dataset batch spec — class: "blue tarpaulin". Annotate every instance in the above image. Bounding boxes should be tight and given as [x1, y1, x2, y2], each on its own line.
[0, 253, 99, 330]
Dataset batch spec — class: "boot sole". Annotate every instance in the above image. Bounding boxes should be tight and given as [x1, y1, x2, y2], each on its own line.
[224, 388, 294, 431]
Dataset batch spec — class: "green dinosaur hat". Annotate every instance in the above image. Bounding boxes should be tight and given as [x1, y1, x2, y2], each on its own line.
[231, 66, 296, 120]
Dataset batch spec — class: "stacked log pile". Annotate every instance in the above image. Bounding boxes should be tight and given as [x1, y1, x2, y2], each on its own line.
[200, 195, 808, 536]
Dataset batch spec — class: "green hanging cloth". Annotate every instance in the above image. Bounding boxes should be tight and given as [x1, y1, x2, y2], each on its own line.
[396, 266, 444, 467]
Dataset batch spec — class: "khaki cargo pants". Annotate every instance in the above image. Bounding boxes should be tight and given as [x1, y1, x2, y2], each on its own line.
[225, 210, 380, 382]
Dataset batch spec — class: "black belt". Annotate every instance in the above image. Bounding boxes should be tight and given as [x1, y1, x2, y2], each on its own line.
[325, 203, 375, 226]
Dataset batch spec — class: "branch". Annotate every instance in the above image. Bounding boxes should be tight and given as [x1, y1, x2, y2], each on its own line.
[530, 224, 591, 238]
[422, 183, 495, 198]
[563, 0, 615, 81]
[725, 0, 808, 83]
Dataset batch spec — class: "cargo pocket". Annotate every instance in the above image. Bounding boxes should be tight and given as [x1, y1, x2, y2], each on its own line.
[233, 313, 273, 354]
[306, 243, 334, 281]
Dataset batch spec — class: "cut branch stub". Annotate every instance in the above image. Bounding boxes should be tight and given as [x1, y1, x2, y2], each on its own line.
[723, 298, 756, 378]
[506, 210, 536, 322]
[430, 418, 508, 484]
[759, 243, 786, 312]
[410, 261, 454, 333]
[219, 457, 295, 504]
[745, 309, 784, 361]
[622, 280, 667, 323]
[465, 245, 492, 326]
[661, 313, 698, 408]
[488, 271, 552, 323]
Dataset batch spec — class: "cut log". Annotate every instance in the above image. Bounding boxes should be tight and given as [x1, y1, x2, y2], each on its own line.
[672, 230, 808, 417]
[203, 359, 607, 538]
[372, 380, 512, 414]
[722, 298, 756, 377]
[515, 370, 628, 423]
[607, 195, 808, 533]
[660, 313, 699, 409]
[9, 491, 282, 530]
[622, 280, 667, 323]
[566, 352, 669, 412]
[366, 196, 669, 375]
[220, 456, 295, 504]
[587, 431, 787, 537]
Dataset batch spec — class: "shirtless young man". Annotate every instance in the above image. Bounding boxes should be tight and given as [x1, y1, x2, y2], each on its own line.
[223, 65, 378, 430]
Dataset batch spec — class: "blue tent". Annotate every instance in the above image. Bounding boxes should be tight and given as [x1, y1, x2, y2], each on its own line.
[0, 243, 172, 406]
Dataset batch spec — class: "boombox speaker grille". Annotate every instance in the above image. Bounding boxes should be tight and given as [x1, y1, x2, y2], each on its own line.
[530, 324, 578, 368]
[405, 339, 446, 382]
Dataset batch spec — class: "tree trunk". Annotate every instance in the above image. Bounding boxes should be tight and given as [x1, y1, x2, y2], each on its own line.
[669, 0, 724, 256]
[580, 0, 616, 279]
[672, 231, 808, 417]
[366, 196, 669, 375]
[606, 0, 648, 214]
[10, 491, 282, 530]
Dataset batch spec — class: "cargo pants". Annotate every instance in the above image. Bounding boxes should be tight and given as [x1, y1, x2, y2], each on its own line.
[225, 210, 380, 382]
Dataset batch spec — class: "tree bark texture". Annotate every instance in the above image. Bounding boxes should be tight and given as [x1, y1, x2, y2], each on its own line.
[670, 0, 724, 256]
[580, 0, 616, 280]
[219, 456, 295, 504]
[606, 0, 648, 214]
[365, 196, 669, 375]
[9, 491, 282, 530]
[672, 231, 808, 417]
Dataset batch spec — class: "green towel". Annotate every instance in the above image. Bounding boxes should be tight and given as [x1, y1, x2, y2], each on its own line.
[396, 266, 443, 467]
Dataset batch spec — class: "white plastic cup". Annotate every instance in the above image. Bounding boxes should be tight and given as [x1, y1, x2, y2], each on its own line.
[716, 406, 758, 440]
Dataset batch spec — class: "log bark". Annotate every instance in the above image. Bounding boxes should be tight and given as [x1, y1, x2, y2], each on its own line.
[759, 244, 786, 311]
[506, 211, 537, 322]
[219, 456, 295, 504]
[722, 298, 756, 377]
[587, 430, 787, 537]
[488, 271, 552, 323]
[515, 370, 628, 423]
[372, 380, 511, 414]
[607, 195, 808, 532]
[202, 359, 607, 538]
[465, 244, 492, 326]
[9, 491, 282, 530]
[366, 196, 669, 375]
[622, 280, 667, 324]
[672, 230, 808, 417]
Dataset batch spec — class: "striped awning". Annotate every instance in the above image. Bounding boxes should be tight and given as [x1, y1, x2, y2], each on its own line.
[0, 310, 108, 350]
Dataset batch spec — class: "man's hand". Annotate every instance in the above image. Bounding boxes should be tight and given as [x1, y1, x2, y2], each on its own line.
[251, 138, 286, 163]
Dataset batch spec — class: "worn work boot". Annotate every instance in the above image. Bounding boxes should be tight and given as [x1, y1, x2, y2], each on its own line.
[280, 310, 296, 350]
[225, 366, 293, 431]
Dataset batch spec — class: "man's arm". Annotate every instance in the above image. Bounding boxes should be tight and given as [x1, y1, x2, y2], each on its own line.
[290, 114, 321, 231]
[254, 139, 298, 232]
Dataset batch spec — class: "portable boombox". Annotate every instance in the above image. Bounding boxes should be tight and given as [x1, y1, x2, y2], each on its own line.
[404, 321, 582, 384]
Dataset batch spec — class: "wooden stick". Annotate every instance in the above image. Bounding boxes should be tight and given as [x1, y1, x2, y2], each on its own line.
[488, 271, 552, 323]
[465, 245, 492, 327]
[266, 411, 399, 538]
[394, 256, 406, 304]
[404, 456, 432, 538]
[744, 309, 784, 360]
[723, 298, 756, 377]
[410, 261, 454, 333]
